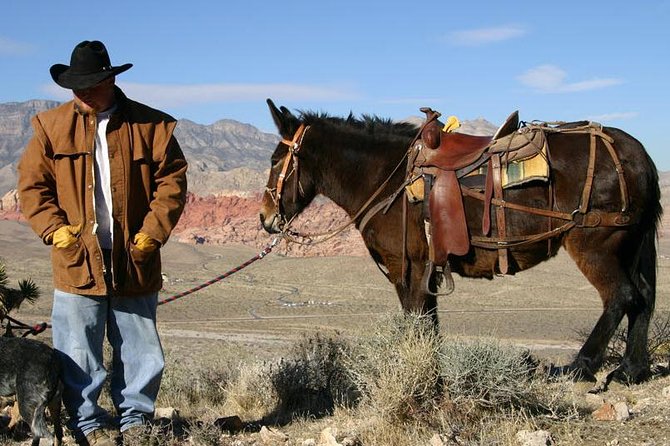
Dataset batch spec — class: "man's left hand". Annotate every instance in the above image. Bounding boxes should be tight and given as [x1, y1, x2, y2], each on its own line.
[133, 232, 159, 252]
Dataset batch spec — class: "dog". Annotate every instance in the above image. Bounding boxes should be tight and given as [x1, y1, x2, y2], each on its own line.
[0, 336, 62, 446]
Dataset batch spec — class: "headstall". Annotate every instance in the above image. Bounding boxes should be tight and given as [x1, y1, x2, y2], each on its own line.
[267, 124, 310, 223]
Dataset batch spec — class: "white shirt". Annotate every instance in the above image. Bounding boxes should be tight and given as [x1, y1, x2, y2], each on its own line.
[94, 108, 115, 249]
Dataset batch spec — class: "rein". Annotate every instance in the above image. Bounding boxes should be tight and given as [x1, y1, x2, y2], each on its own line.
[157, 236, 281, 305]
[281, 153, 409, 246]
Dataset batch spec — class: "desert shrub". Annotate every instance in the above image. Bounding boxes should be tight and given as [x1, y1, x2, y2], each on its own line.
[638, 311, 670, 364]
[268, 332, 358, 420]
[184, 418, 222, 446]
[221, 362, 278, 421]
[0, 260, 40, 332]
[343, 313, 577, 445]
[222, 332, 355, 423]
[121, 420, 182, 446]
[159, 357, 233, 410]
[344, 313, 442, 423]
[439, 337, 538, 409]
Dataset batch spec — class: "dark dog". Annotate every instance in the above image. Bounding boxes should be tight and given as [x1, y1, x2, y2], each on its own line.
[0, 336, 62, 446]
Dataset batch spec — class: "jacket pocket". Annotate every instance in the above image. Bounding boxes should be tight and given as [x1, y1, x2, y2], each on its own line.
[126, 241, 162, 291]
[52, 242, 93, 288]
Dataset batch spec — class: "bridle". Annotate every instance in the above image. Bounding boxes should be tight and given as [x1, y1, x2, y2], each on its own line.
[265, 124, 310, 227]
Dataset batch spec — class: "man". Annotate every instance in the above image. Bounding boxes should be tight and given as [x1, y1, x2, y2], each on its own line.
[17, 40, 188, 446]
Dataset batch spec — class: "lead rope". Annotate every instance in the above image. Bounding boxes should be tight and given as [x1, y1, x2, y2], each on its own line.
[158, 236, 282, 306]
[1, 314, 50, 337]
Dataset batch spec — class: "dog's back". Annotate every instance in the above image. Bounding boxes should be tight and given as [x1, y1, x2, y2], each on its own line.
[0, 337, 62, 446]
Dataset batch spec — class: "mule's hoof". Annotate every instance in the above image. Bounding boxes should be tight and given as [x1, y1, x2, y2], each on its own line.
[606, 365, 651, 386]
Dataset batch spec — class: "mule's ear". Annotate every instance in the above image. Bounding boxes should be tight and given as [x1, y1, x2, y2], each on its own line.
[267, 99, 299, 138]
[267, 99, 287, 134]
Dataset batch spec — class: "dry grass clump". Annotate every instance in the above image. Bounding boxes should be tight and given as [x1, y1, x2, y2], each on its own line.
[344, 313, 442, 423]
[220, 361, 278, 421]
[159, 356, 233, 412]
[120, 420, 182, 446]
[342, 313, 578, 445]
[439, 337, 538, 408]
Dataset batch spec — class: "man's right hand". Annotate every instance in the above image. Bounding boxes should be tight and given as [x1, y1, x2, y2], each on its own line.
[49, 224, 82, 249]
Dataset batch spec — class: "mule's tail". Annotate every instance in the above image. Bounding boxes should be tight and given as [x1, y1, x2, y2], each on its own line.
[629, 153, 662, 310]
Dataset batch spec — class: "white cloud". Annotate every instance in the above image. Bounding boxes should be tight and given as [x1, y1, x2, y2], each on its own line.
[448, 25, 526, 46]
[0, 37, 34, 55]
[517, 64, 623, 93]
[42, 82, 360, 107]
[586, 112, 638, 122]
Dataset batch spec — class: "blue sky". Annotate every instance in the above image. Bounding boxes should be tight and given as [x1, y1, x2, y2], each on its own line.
[1, 0, 668, 170]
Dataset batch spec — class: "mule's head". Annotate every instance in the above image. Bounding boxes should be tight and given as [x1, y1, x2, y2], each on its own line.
[260, 99, 318, 233]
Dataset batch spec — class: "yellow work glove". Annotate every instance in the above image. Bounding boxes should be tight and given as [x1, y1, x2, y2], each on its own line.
[51, 224, 82, 249]
[133, 232, 159, 252]
[442, 115, 461, 133]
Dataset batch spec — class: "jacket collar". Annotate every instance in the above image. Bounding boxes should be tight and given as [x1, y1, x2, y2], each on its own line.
[73, 85, 129, 117]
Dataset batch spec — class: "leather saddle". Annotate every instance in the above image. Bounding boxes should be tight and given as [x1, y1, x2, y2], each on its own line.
[409, 108, 535, 294]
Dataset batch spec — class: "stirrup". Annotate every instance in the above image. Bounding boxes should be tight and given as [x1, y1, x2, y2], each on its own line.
[421, 261, 455, 297]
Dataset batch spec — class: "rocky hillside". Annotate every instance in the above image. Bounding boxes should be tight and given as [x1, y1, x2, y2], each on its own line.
[0, 100, 60, 193]
[172, 193, 368, 257]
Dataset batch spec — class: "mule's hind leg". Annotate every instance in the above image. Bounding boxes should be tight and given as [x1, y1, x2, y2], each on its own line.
[604, 229, 657, 385]
[565, 233, 653, 382]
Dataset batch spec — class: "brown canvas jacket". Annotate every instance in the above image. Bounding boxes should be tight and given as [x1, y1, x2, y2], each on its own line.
[17, 87, 188, 296]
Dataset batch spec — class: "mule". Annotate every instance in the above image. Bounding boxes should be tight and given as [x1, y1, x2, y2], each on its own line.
[259, 99, 662, 385]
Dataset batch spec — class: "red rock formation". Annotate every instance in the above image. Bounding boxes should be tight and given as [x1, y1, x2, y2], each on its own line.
[172, 192, 368, 257]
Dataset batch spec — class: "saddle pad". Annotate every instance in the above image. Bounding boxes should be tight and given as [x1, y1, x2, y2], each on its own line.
[501, 142, 549, 188]
[468, 142, 549, 189]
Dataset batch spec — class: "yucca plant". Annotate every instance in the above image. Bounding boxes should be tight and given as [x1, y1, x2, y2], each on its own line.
[0, 260, 40, 322]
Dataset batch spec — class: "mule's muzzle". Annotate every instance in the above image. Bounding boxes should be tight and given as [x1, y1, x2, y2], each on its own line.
[260, 212, 282, 234]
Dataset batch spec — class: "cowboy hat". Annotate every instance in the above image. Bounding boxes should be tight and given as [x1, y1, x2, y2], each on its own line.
[50, 40, 132, 90]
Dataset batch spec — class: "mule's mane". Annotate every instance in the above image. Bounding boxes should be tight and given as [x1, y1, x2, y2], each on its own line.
[298, 110, 419, 138]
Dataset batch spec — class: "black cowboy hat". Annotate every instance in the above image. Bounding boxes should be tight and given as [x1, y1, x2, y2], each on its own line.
[50, 40, 132, 90]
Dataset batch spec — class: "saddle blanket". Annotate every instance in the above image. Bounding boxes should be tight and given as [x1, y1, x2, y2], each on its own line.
[473, 142, 549, 189]
[499, 142, 549, 188]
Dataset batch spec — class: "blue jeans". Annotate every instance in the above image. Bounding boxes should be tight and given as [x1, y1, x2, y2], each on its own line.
[52, 289, 164, 438]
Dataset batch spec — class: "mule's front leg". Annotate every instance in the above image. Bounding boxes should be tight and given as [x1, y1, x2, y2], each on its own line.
[394, 259, 439, 327]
